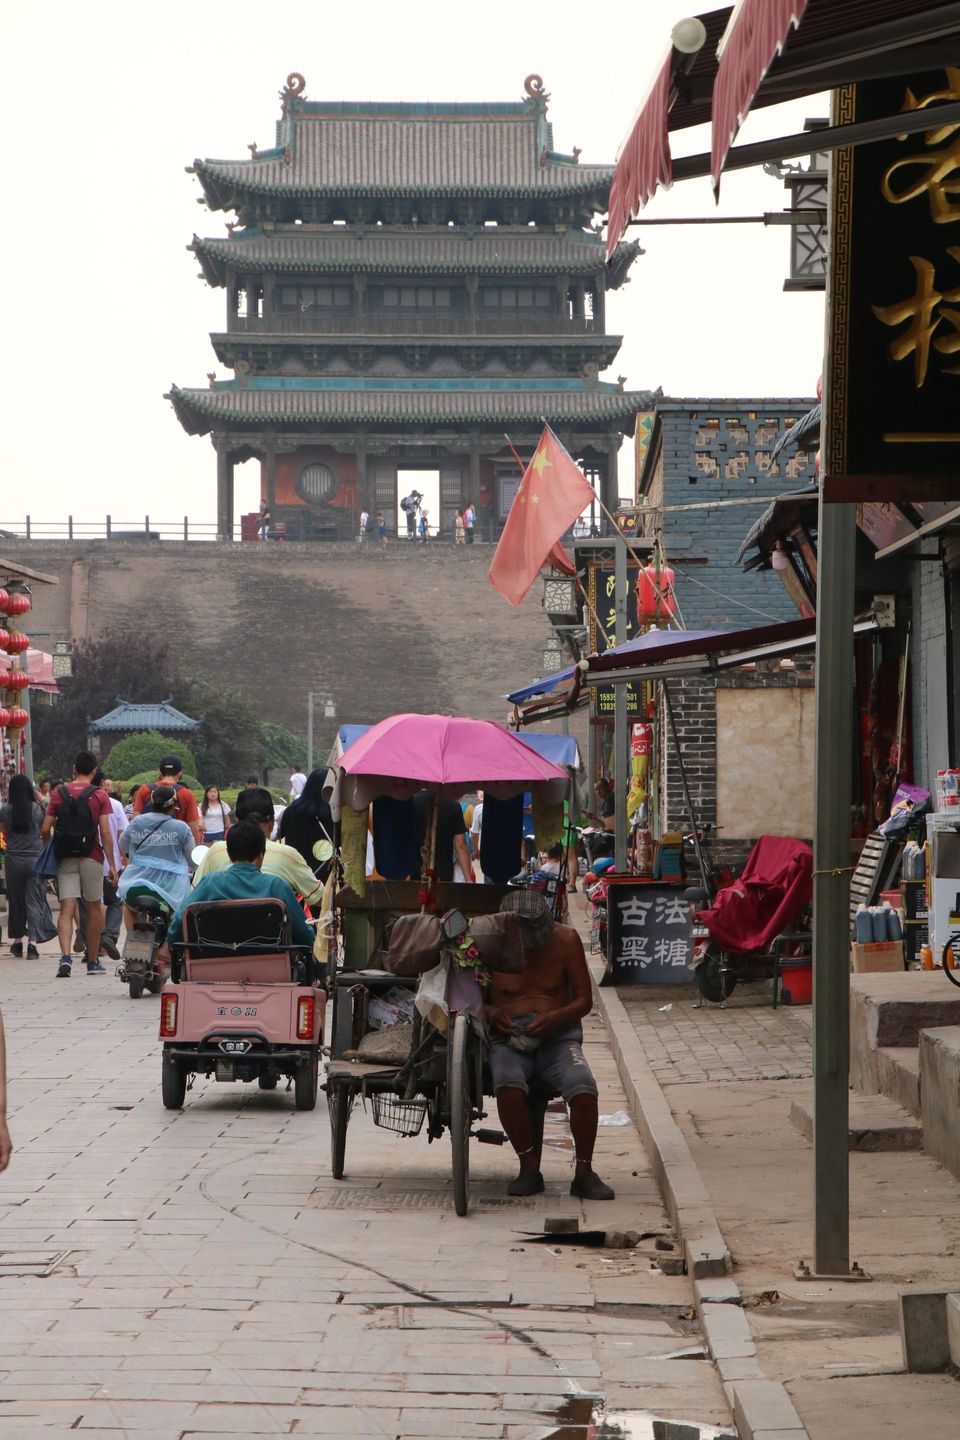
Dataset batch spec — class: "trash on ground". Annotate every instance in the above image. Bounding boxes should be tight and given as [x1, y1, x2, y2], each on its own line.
[598, 1109, 631, 1126]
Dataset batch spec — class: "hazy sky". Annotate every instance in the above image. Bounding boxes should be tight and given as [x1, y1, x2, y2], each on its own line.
[2, 0, 825, 528]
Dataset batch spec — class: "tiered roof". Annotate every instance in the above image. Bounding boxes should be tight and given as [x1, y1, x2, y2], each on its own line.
[167, 378, 651, 435]
[192, 229, 641, 289]
[192, 92, 612, 210]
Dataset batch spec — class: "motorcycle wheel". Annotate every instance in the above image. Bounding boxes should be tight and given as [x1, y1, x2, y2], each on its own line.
[128, 974, 145, 1000]
[258, 1073, 278, 1090]
[695, 944, 738, 1004]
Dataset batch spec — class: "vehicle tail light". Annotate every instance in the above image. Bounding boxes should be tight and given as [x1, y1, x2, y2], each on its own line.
[160, 993, 178, 1038]
[296, 995, 315, 1040]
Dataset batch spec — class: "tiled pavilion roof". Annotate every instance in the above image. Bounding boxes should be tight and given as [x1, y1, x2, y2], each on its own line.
[167, 378, 652, 436]
[192, 95, 613, 208]
[192, 229, 641, 289]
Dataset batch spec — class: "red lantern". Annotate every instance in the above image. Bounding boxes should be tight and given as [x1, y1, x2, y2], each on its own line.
[5, 594, 30, 617]
[0, 630, 9, 650]
[3, 670, 29, 691]
[5, 632, 29, 654]
[6, 707, 28, 729]
[0, 708, 10, 729]
[635, 565, 676, 622]
[0, 590, 8, 614]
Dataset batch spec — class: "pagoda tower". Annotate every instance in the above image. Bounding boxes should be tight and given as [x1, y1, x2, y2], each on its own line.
[168, 73, 649, 540]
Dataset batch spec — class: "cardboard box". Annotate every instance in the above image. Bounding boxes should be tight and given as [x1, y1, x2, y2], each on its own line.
[850, 940, 905, 973]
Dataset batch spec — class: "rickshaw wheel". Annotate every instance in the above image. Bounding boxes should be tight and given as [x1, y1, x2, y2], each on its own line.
[450, 1014, 471, 1217]
[161, 1053, 187, 1109]
[328, 1084, 351, 1179]
[294, 1051, 319, 1111]
[258, 1073, 278, 1090]
[128, 974, 145, 999]
[695, 943, 738, 1004]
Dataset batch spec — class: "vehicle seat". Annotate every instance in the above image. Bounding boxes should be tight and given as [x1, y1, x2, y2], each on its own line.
[179, 899, 296, 984]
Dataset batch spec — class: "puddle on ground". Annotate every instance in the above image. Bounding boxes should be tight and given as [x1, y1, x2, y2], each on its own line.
[544, 1395, 735, 1440]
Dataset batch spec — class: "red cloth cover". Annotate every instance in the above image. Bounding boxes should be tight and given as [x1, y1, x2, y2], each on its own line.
[699, 834, 812, 954]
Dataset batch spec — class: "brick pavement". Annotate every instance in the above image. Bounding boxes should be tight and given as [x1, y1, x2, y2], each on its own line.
[0, 940, 733, 1439]
[615, 981, 812, 1086]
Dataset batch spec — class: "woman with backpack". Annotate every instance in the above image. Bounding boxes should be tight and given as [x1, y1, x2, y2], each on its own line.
[0, 774, 56, 958]
[118, 785, 194, 936]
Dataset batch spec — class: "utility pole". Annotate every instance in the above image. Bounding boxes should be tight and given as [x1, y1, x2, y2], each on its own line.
[614, 531, 628, 872]
[307, 691, 315, 774]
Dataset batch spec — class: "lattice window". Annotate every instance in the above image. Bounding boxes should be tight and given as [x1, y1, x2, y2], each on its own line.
[373, 464, 396, 509]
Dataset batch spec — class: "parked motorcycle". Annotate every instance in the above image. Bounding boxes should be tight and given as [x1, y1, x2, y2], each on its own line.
[690, 836, 813, 1004]
[118, 894, 170, 999]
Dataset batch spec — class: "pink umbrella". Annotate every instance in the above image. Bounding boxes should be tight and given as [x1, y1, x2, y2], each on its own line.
[335, 713, 568, 809]
[333, 714, 569, 908]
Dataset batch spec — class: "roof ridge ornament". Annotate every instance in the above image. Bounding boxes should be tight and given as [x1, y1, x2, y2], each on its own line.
[524, 74, 549, 107]
[280, 72, 306, 111]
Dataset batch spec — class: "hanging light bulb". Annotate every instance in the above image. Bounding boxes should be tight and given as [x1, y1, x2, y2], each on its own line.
[771, 540, 790, 571]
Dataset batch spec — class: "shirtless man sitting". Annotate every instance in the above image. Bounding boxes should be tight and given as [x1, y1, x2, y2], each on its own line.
[488, 890, 614, 1201]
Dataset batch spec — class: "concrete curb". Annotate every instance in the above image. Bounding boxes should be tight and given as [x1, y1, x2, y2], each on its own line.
[589, 960, 811, 1440]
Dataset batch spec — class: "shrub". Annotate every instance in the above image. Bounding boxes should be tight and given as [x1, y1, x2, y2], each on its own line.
[261, 722, 308, 773]
[123, 768, 202, 799]
[102, 730, 193, 783]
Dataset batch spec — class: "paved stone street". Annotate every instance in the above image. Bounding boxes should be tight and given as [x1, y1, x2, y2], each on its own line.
[616, 982, 812, 1086]
[0, 945, 732, 1439]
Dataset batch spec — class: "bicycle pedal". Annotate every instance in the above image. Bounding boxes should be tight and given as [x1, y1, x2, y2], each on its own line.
[473, 1128, 507, 1145]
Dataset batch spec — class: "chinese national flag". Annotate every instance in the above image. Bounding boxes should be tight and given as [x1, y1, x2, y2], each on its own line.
[488, 427, 595, 607]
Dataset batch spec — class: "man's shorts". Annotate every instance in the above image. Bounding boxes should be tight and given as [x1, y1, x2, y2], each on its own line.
[58, 857, 104, 903]
[489, 1021, 598, 1103]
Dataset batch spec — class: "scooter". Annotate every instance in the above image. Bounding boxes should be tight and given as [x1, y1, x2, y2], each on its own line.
[118, 895, 170, 999]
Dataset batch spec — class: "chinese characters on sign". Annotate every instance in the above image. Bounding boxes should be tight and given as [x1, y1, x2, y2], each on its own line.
[606, 882, 693, 986]
[842, 68, 960, 474]
[588, 563, 643, 718]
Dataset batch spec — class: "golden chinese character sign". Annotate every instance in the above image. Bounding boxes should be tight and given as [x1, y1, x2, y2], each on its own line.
[588, 563, 643, 718]
[831, 69, 960, 477]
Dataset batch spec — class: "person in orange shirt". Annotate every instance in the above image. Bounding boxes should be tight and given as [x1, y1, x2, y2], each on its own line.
[132, 755, 201, 845]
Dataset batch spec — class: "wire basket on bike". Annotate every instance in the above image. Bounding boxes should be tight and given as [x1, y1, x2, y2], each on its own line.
[370, 1094, 428, 1136]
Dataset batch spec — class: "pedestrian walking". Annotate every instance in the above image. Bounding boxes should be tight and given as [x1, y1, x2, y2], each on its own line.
[418, 510, 430, 543]
[36, 779, 51, 810]
[376, 510, 387, 547]
[464, 501, 476, 544]
[289, 767, 307, 802]
[277, 767, 336, 878]
[358, 508, 370, 544]
[0, 774, 56, 958]
[257, 499, 272, 540]
[77, 768, 127, 963]
[455, 511, 466, 545]
[41, 751, 118, 978]
[200, 785, 231, 844]
[131, 756, 202, 845]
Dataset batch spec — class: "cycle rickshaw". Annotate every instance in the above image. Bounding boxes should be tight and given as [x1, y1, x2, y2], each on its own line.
[321, 714, 569, 1216]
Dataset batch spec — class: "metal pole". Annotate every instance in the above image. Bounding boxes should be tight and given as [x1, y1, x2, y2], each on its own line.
[22, 680, 34, 781]
[811, 495, 855, 1275]
[662, 681, 709, 892]
[614, 531, 628, 872]
[307, 692, 314, 774]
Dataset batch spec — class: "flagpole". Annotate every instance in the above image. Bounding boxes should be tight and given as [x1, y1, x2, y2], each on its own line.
[503, 431, 610, 647]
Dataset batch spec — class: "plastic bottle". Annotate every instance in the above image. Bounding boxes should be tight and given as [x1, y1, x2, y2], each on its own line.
[886, 907, 903, 941]
[902, 843, 916, 881]
[854, 905, 873, 943]
[871, 906, 890, 942]
[921, 944, 934, 971]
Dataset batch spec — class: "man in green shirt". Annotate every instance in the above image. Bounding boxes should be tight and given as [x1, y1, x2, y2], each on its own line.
[168, 821, 315, 951]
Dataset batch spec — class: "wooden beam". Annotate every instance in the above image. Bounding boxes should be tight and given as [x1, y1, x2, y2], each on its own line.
[823, 475, 960, 503]
[0, 558, 59, 586]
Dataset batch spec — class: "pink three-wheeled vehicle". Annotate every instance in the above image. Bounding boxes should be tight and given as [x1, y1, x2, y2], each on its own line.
[158, 897, 326, 1110]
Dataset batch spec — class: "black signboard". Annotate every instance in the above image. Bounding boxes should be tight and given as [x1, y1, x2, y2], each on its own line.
[834, 69, 960, 479]
[588, 564, 643, 718]
[605, 881, 694, 985]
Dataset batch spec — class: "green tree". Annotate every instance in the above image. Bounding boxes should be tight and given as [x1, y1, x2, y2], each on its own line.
[260, 722, 308, 773]
[32, 630, 176, 777]
[174, 680, 265, 786]
[101, 730, 193, 782]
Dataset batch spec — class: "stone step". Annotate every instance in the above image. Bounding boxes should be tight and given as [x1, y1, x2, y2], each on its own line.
[876, 1045, 921, 1119]
[919, 1024, 960, 1180]
[850, 970, 960, 1095]
[790, 1092, 922, 1151]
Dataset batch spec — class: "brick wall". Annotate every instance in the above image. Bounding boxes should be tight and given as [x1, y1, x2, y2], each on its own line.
[911, 540, 949, 791]
[9, 540, 553, 740]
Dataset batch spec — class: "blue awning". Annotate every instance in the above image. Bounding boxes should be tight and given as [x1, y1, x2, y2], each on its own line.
[506, 666, 577, 705]
[516, 732, 579, 770]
